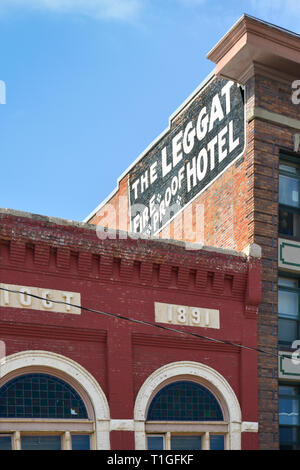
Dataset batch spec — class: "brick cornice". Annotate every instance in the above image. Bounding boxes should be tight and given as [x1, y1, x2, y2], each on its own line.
[0, 320, 107, 343]
[207, 14, 300, 84]
[0, 212, 248, 272]
[0, 212, 258, 302]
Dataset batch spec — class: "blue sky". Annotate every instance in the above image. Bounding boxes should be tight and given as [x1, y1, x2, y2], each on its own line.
[1, 0, 299, 221]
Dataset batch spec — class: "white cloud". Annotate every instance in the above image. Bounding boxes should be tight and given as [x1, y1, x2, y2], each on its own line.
[0, 0, 143, 22]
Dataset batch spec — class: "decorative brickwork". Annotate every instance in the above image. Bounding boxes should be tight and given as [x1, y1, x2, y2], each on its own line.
[85, 16, 300, 449]
[0, 209, 261, 449]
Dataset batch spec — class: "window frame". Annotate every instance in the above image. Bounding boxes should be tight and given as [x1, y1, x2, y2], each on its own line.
[279, 383, 300, 450]
[278, 153, 300, 239]
[145, 380, 228, 450]
[0, 351, 111, 450]
[0, 372, 89, 420]
[278, 273, 300, 349]
[0, 371, 95, 450]
[0, 431, 92, 450]
[146, 430, 227, 450]
[0, 433, 13, 450]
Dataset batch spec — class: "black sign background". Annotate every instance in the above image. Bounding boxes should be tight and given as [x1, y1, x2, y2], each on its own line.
[129, 76, 245, 235]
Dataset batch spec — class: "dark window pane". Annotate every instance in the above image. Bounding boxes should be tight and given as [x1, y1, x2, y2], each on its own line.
[147, 436, 164, 450]
[0, 374, 88, 419]
[279, 208, 294, 235]
[71, 435, 90, 450]
[279, 426, 297, 444]
[210, 435, 225, 450]
[279, 426, 300, 449]
[278, 318, 298, 344]
[0, 436, 12, 450]
[171, 435, 202, 450]
[147, 381, 223, 421]
[21, 436, 61, 450]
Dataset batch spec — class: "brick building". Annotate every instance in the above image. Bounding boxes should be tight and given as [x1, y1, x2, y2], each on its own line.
[0, 209, 261, 450]
[85, 15, 300, 450]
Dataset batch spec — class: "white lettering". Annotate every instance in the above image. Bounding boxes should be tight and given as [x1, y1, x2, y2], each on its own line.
[186, 157, 197, 192]
[183, 121, 195, 154]
[196, 107, 208, 141]
[140, 171, 149, 193]
[221, 81, 234, 114]
[131, 180, 139, 200]
[209, 93, 224, 131]
[228, 120, 239, 152]
[155, 302, 220, 329]
[161, 146, 172, 178]
[150, 162, 158, 184]
[197, 148, 208, 182]
[133, 213, 141, 233]
[207, 135, 218, 170]
[172, 131, 183, 168]
[218, 125, 228, 162]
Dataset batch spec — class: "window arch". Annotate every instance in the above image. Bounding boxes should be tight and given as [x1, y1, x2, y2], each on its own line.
[0, 373, 88, 419]
[0, 351, 110, 450]
[134, 361, 242, 450]
[147, 381, 223, 422]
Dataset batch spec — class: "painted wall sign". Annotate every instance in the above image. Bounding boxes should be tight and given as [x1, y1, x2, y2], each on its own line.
[279, 352, 300, 380]
[129, 76, 245, 236]
[0, 283, 81, 315]
[155, 302, 220, 329]
[278, 238, 300, 272]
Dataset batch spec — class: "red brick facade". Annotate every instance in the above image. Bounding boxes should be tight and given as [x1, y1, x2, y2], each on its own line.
[85, 16, 300, 450]
[0, 209, 261, 449]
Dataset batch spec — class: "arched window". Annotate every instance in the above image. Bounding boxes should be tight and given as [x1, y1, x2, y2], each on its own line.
[0, 373, 91, 450]
[134, 362, 243, 450]
[0, 351, 111, 450]
[147, 381, 223, 422]
[146, 381, 225, 450]
[0, 373, 88, 419]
